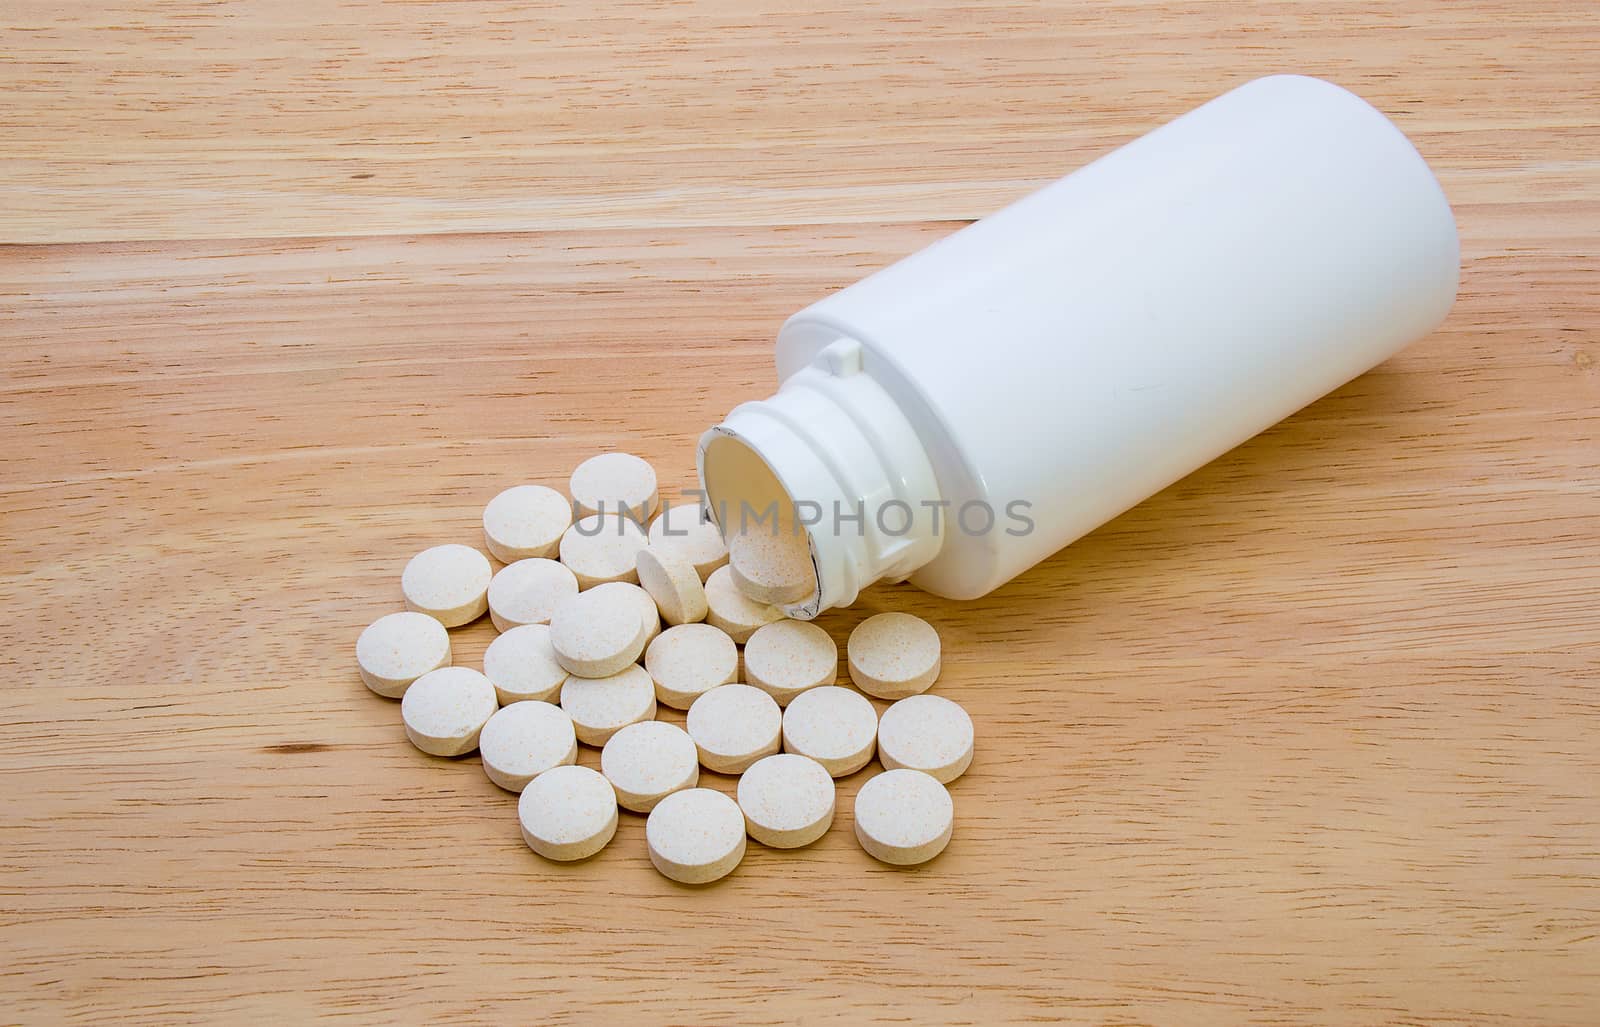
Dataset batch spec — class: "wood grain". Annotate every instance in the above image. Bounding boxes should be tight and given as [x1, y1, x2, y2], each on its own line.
[2, 2, 1598, 1024]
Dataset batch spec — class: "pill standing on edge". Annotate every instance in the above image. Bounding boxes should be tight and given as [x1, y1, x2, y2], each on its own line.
[486, 557, 579, 632]
[737, 753, 836, 849]
[853, 769, 954, 867]
[401, 544, 493, 627]
[646, 788, 746, 884]
[518, 764, 618, 862]
[876, 694, 974, 784]
[548, 587, 650, 679]
[743, 619, 837, 706]
[600, 720, 700, 813]
[635, 547, 708, 626]
[685, 684, 782, 774]
[478, 700, 579, 793]
[559, 664, 657, 747]
[781, 685, 878, 777]
[703, 565, 785, 643]
[482, 484, 572, 563]
[569, 452, 659, 522]
[727, 526, 815, 606]
[481, 623, 569, 705]
[644, 623, 738, 709]
[356, 611, 451, 698]
[558, 513, 650, 588]
[846, 611, 942, 700]
[400, 666, 500, 757]
[647, 502, 729, 580]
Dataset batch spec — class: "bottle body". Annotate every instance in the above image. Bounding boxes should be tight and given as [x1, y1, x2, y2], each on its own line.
[700, 74, 1460, 616]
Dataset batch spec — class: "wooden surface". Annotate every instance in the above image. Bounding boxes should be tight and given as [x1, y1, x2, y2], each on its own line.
[3, 2, 1597, 1023]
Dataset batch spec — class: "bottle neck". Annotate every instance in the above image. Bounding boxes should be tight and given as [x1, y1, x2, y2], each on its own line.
[697, 338, 943, 616]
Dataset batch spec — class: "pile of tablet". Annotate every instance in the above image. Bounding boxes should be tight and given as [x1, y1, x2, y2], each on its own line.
[355, 453, 974, 884]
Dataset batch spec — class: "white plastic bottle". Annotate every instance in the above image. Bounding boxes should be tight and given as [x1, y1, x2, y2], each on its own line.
[697, 75, 1460, 618]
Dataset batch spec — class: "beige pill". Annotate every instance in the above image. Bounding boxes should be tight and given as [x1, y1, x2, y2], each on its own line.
[482, 484, 572, 563]
[478, 700, 578, 792]
[401, 544, 492, 627]
[569, 452, 659, 521]
[647, 502, 729, 579]
[847, 612, 942, 699]
[400, 666, 499, 757]
[487, 557, 579, 632]
[736, 753, 836, 849]
[853, 768, 954, 866]
[744, 619, 838, 706]
[518, 764, 618, 862]
[646, 788, 746, 884]
[877, 694, 974, 784]
[356, 611, 451, 698]
[548, 587, 650, 679]
[481, 623, 568, 705]
[587, 580, 661, 647]
[600, 720, 700, 813]
[635, 547, 708, 626]
[685, 684, 782, 774]
[727, 526, 815, 606]
[781, 685, 878, 777]
[559, 513, 649, 588]
[703, 565, 784, 643]
[560, 664, 657, 746]
[644, 623, 738, 709]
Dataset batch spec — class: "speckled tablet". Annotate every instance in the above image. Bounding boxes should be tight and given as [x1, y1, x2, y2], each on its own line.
[876, 694, 974, 784]
[685, 684, 782, 774]
[600, 720, 700, 813]
[853, 768, 953, 867]
[646, 788, 746, 884]
[518, 764, 618, 862]
[737, 753, 835, 849]
[487, 557, 579, 632]
[401, 544, 492, 627]
[780, 685, 878, 777]
[479, 700, 578, 792]
[400, 666, 499, 757]
[644, 623, 738, 709]
[356, 611, 451, 698]
[743, 619, 837, 706]
[846, 611, 941, 700]
[482, 484, 572, 563]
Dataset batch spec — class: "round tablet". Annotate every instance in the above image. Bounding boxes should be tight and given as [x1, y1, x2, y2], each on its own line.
[560, 664, 657, 746]
[635, 547, 708, 626]
[481, 623, 569, 705]
[586, 580, 661, 647]
[482, 484, 572, 563]
[548, 587, 650, 679]
[558, 514, 649, 589]
[569, 452, 659, 521]
[486, 558, 579, 632]
[648, 503, 729, 580]
[703, 565, 785, 643]
[847, 612, 942, 699]
[876, 694, 974, 784]
[478, 700, 578, 792]
[737, 753, 836, 849]
[853, 769, 954, 866]
[743, 619, 837, 706]
[644, 623, 738, 709]
[685, 684, 782, 774]
[727, 527, 815, 606]
[356, 611, 451, 698]
[646, 788, 746, 884]
[518, 764, 618, 862]
[400, 667, 499, 757]
[600, 720, 700, 813]
[781, 685, 878, 777]
[401, 544, 492, 627]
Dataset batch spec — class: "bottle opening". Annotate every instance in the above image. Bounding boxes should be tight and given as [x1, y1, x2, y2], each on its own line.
[698, 429, 822, 618]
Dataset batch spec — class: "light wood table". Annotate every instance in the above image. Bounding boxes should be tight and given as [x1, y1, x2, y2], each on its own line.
[4, 3, 1597, 1023]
